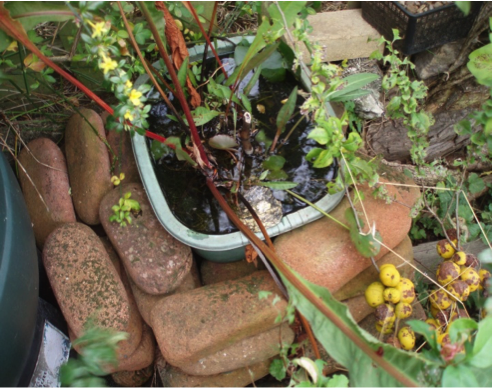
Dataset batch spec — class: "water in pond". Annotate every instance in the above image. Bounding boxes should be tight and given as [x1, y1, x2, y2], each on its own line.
[147, 72, 337, 234]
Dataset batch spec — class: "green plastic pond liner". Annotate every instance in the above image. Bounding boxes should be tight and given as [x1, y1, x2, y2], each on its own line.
[132, 37, 344, 262]
[0, 152, 39, 386]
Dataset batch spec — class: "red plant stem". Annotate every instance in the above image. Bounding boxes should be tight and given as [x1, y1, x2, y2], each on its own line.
[205, 178, 418, 388]
[186, 1, 228, 79]
[139, 1, 211, 168]
[0, 6, 172, 147]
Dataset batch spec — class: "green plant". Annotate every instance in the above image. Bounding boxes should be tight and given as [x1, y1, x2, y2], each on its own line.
[370, 29, 433, 166]
[59, 322, 128, 387]
[109, 191, 141, 227]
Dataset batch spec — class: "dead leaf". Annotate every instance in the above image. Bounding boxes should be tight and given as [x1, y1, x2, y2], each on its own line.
[245, 244, 258, 267]
[118, 38, 130, 56]
[257, 104, 265, 114]
[155, 1, 201, 107]
[24, 53, 46, 72]
[6, 40, 17, 52]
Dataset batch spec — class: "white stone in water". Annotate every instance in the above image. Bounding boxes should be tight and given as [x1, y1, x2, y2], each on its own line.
[237, 186, 283, 232]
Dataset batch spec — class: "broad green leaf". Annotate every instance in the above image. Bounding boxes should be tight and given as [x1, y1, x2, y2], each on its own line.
[267, 169, 288, 180]
[468, 173, 486, 194]
[326, 374, 349, 387]
[276, 86, 298, 134]
[269, 358, 286, 381]
[407, 320, 439, 350]
[263, 155, 286, 171]
[208, 134, 238, 150]
[330, 73, 379, 97]
[467, 43, 492, 86]
[226, 43, 280, 87]
[329, 89, 372, 102]
[305, 147, 323, 162]
[258, 181, 298, 190]
[267, 1, 307, 31]
[307, 127, 330, 145]
[455, 1, 471, 15]
[261, 49, 286, 82]
[0, 2, 74, 51]
[470, 315, 492, 368]
[442, 364, 479, 387]
[345, 208, 381, 257]
[313, 149, 334, 168]
[240, 93, 252, 113]
[150, 139, 172, 160]
[342, 132, 362, 152]
[447, 318, 478, 343]
[188, 106, 220, 126]
[177, 56, 189, 91]
[279, 269, 438, 387]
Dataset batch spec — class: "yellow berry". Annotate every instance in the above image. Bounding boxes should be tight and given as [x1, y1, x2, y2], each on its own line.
[396, 277, 415, 304]
[429, 289, 452, 310]
[375, 303, 396, 326]
[383, 287, 401, 304]
[460, 268, 481, 292]
[398, 327, 415, 350]
[446, 280, 470, 302]
[479, 269, 491, 291]
[452, 251, 467, 265]
[375, 322, 394, 334]
[437, 332, 451, 346]
[395, 302, 413, 319]
[379, 264, 401, 287]
[365, 282, 385, 308]
[425, 318, 442, 335]
[437, 239, 456, 259]
[436, 262, 461, 286]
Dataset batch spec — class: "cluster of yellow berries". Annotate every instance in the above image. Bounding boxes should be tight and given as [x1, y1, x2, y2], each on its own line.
[365, 264, 416, 350]
[430, 231, 491, 344]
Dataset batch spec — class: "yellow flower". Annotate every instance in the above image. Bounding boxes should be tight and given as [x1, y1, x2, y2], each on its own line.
[88, 20, 109, 39]
[99, 54, 117, 74]
[124, 110, 134, 122]
[128, 89, 143, 107]
[125, 80, 133, 89]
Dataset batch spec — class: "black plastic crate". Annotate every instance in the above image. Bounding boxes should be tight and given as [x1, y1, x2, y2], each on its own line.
[362, 2, 483, 55]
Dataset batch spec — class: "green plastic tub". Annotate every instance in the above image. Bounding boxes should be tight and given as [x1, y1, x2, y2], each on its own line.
[0, 152, 39, 386]
[132, 38, 344, 262]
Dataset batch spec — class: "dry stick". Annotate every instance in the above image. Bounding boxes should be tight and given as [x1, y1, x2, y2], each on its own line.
[0, 136, 50, 212]
[139, 1, 210, 169]
[186, 1, 228, 80]
[237, 192, 321, 359]
[205, 178, 418, 387]
[117, 1, 188, 133]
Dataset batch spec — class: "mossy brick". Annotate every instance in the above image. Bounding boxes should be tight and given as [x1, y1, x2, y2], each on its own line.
[111, 365, 153, 387]
[117, 324, 155, 372]
[65, 108, 112, 225]
[100, 183, 192, 295]
[18, 137, 76, 247]
[177, 323, 294, 376]
[150, 271, 287, 367]
[43, 223, 142, 361]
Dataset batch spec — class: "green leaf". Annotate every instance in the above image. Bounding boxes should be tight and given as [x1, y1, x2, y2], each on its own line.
[276, 86, 298, 134]
[329, 89, 372, 102]
[280, 269, 438, 387]
[305, 147, 323, 162]
[307, 127, 330, 145]
[470, 315, 492, 368]
[467, 43, 492, 86]
[468, 172, 486, 194]
[258, 181, 298, 190]
[0, 2, 74, 51]
[263, 155, 286, 171]
[407, 320, 439, 350]
[345, 208, 381, 257]
[342, 132, 362, 152]
[138, 2, 166, 46]
[188, 106, 220, 126]
[208, 134, 238, 150]
[442, 364, 479, 387]
[177, 56, 189, 90]
[269, 358, 286, 381]
[267, 169, 288, 180]
[447, 318, 477, 343]
[313, 149, 334, 168]
[455, 1, 471, 15]
[326, 374, 349, 387]
[240, 93, 252, 113]
[260, 49, 286, 82]
[329, 73, 379, 98]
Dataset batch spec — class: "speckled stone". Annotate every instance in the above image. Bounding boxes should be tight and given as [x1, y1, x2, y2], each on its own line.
[118, 324, 155, 372]
[111, 365, 153, 387]
[156, 351, 273, 387]
[65, 108, 112, 225]
[200, 259, 261, 286]
[128, 258, 201, 326]
[333, 236, 415, 301]
[274, 176, 420, 292]
[43, 223, 142, 361]
[100, 183, 192, 295]
[177, 323, 294, 376]
[151, 271, 287, 368]
[18, 138, 76, 247]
